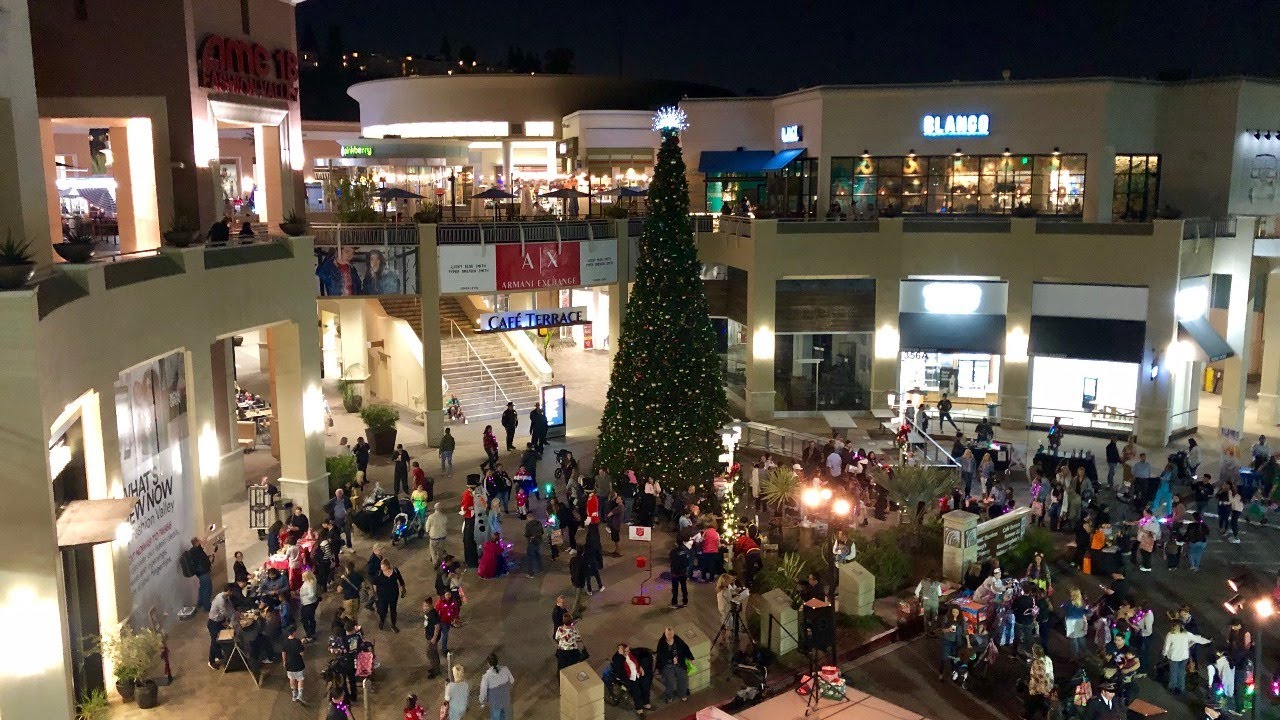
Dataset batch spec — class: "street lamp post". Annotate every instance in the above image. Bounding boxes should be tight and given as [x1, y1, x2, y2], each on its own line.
[1253, 597, 1272, 720]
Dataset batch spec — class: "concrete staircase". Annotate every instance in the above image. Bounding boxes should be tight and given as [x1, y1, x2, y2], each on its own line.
[378, 296, 539, 425]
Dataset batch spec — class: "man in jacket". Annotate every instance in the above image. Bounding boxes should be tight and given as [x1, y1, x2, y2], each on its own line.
[438, 428, 455, 474]
[426, 503, 449, 565]
[529, 403, 548, 451]
[185, 537, 216, 611]
[501, 402, 519, 451]
[392, 444, 411, 496]
[654, 627, 694, 702]
[324, 488, 354, 550]
[524, 515, 545, 577]
[1105, 438, 1121, 489]
[937, 393, 959, 432]
[1083, 683, 1125, 720]
[669, 541, 693, 608]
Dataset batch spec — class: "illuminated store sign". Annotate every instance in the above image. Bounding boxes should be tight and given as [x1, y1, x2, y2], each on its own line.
[198, 35, 299, 101]
[340, 145, 374, 158]
[922, 113, 990, 138]
[478, 306, 588, 333]
[780, 124, 803, 143]
[923, 282, 982, 314]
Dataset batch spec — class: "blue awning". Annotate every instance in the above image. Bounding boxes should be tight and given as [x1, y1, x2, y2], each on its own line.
[698, 148, 806, 174]
[1179, 317, 1234, 362]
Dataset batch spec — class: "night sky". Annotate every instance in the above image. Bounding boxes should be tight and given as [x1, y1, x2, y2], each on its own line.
[298, 0, 1280, 95]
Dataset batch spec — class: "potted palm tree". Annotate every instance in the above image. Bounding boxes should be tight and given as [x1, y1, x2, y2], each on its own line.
[163, 210, 201, 247]
[95, 626, 163, 705]
[0, 232, 35, 289]
[762, 466, 802, 551]
[337, 367, 365, 413]
[54, 228, 97, 263]
[874, 463, 956, 527]
[359, 403, 399, 455]
[76, 689, 110, 720]
[279, 208, 308, 237]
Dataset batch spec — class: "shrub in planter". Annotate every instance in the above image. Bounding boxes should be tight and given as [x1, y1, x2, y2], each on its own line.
[359, 404, 399, 455]
[877, 204, 902, 218]
[327, 454, 358, 495]
[94, 626, 163, 703]
[413, 204, 441, 223]
[1011, 203, 1039, 218]
[135, 679, 159, 709]
[163, 211, 201, 247]
[337, 377, 364, 412]
[602, 204, 629, 219]
[1000, 526, 1058, 573]
[77, 688, 110, 720]
[0, 232, 35, 290]
[278, 208, 308, 236]
[54, 229, 96, 263]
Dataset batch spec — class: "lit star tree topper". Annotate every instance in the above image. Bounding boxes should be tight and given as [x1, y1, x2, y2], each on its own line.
[596, 102, 726, 493]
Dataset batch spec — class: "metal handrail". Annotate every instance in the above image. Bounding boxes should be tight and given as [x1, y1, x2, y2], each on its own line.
[737, 421, 832, 460]
[446, 319, 509, 404]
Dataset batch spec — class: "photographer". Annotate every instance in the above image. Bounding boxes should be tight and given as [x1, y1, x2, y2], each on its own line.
[716, 575, 750, 649]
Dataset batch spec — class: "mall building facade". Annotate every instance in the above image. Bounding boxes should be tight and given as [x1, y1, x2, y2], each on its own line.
[2, 1, 326, 717]
[681, 78, 1280, 447]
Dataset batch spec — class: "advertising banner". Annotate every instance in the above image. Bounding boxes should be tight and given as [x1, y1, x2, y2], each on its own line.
[316, 245, 419, 296]
[115, 351, 192, 621]
[495, 241, 580, 290]
[438, 239, 618, 294]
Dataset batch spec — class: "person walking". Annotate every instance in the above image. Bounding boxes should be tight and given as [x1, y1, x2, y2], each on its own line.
[959, 449, 975, 497]
[1064, 587, 1089, 659]
[339, 561, 363, 621]
[1024, 644, 1053, 718]
[655, 627, 693, 703]
[426, 502, 449, 565]
[325, 488, 354, 550]
[568, 548, 590, 607]
[669, 540, 692, 608]
[422, 595, 442, 680]
[482, 425, 500, 471]
[439, 428, 455, 474]
[529, 402, 548, 451]
[554, 612, 585, 670]
[1228, 482, 1244, 543]
[1186, 511, 1209, 570]
[1162, 621, 1210, 694]
[937, 392, 959, 432]
[524, 513, 545, 576]
[353, 437, 371, 482]
[1105, 437, 1121, 489]
[435, 592, 458, 657]
[478, 653, 516, 720]
[501, 402, 519, 451]
[299, 570, 320, 642]
[443, 665, 469, 720]
[374, 558, 406, 632]
[282, 625, 306, 703]
[392, 443, 411, 496]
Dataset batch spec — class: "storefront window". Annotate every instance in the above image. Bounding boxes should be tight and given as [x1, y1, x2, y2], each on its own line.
[1029, 356, 1138, 431]
[829, 154, 1086, 216]
[713, 317, 748, 399]
[707, 173, 766, 214]
[1112, 154, 1160, 221]
[899, 352, 1001, 402]
[774, 333, 872, 411]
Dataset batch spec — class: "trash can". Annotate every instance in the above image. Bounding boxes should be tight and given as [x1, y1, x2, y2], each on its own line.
[986, 403, 999, 420]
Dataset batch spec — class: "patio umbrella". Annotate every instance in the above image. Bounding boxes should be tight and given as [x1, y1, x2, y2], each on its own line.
[540, 187, 589, 219]
[473, 187, 516, 222]
[373, 187, 425, 217]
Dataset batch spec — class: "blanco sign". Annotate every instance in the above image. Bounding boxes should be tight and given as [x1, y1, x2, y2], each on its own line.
[478, 306, 588, 333]
[779, 124, 802, 143]
[922, 113, 990, 138]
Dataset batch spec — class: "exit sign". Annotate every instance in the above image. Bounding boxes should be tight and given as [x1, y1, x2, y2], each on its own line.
[340, 145, 374, 157]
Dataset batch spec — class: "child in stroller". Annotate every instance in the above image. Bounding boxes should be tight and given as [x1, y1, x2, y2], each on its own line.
[392, 497, 422, 546]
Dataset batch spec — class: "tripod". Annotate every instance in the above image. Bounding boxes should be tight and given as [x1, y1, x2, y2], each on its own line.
[713, 602, 754, 668]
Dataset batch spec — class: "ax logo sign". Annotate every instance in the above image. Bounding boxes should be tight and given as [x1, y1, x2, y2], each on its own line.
[496, 241, 580, 290]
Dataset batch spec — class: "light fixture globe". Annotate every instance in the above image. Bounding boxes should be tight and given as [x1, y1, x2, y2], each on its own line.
[1175, 285, 1210, 322]
[652, 106, 688, 133]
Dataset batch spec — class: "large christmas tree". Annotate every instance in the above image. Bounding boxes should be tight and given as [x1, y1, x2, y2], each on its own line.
[596, 107, 727, 490]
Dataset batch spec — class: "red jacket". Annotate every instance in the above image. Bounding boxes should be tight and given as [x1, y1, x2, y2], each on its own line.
[461, 488, 475, 519]
[585, 493, 600, 524]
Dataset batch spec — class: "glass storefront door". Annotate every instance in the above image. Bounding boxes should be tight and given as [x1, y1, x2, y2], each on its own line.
[774, 332, 872, 411]
[898, 351, 1001, 416]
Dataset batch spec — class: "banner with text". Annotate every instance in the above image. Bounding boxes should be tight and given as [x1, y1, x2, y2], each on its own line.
[115, 351, 192, 623]
[438, 239, 617, 294]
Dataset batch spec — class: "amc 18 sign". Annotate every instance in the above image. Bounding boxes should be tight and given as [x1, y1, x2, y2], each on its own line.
[198, 34, 299, 101]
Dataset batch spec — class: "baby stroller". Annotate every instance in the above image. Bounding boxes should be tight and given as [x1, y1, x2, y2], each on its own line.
[354, 640, 377, 692]
[391, 498, 421, 546]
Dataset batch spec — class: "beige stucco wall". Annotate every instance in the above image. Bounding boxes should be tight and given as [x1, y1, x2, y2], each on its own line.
[697, 218, 1185, 445]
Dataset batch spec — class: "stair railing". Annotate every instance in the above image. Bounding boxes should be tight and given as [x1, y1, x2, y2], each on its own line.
[446, 319, 510, 404]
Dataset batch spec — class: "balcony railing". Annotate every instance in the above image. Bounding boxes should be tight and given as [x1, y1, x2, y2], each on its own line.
[1182, 216, 1237, 240]
[312, 223, 420, 247]
[435, 219, 619, 245]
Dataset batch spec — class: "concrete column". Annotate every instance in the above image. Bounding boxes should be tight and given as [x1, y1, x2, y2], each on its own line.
[420, 224, 445, 446]
[1002, 274, 1033, 432]
[870, 219, 904, 410]
[0, 291, 75, 720]
[1214, 230, 1257, 433]
[609, 220, 630, 359]
[0, 0, 52, 267]
[210, 339, 245, 506]
[337, 300, 368, 379]
[679, 623, 711, 693]
[266, 322, 328, 520]
[255, 123, 285, 227]
[110, 119, 161, 253]
[942, 511, 978, 582]
[184, 345, 229, 590]
[501, 141, 514, 192]
[758, 588, 798, 656]
[559, 660, 604, 720]
[1256, 266, 1280, 426]
[743, 264, 776, 421]
[1084, 144, 1114, 223]
[39, 119, 61, 255]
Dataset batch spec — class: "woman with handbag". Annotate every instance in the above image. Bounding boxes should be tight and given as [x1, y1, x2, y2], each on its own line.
[554, 612, 585, 670]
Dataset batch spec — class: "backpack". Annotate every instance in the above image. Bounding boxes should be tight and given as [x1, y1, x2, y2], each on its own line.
[179, 549, 196, 578]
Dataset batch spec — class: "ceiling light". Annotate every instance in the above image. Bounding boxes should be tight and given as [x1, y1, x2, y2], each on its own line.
[1052, 147, 1061, 156]
[1002, 148, 1011, 156]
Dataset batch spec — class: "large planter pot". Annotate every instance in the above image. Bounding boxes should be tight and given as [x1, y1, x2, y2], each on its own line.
[342, 395, 364, 413]
[163, 230, 200, 247]
[367, 427, 397, 455]
[53, 242, 95, 263]
[115, 679, 136, 702]
[775, 521, 801, 552]
[278, 222, 307, 237]
[135, 679, 159, 709]
[0, 263, 35, 290]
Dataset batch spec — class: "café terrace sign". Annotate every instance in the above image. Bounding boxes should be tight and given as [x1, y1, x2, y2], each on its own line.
[478, 307, 589, 333]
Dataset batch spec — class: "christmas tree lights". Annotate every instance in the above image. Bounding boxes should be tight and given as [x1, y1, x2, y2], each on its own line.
[596, 110, 727, 493]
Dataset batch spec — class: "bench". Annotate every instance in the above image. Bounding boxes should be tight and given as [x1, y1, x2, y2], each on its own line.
[822, 411, 859, 436]
[1127, 699, 1166, 718]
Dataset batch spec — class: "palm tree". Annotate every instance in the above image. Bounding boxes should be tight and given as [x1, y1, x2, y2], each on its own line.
[761, 466, 800, 515]
[874, 464, 957, 524]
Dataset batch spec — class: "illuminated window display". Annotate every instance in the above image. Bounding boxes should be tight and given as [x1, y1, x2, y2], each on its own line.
[1029, 356, 1138, 431]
